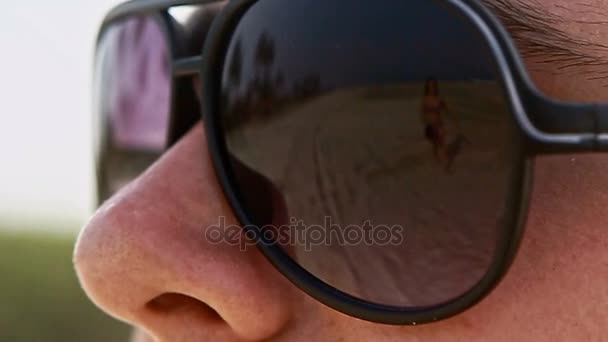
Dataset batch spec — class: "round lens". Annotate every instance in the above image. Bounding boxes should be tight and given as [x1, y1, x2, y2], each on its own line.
[220, 0, 519, 307]
[94, 15, 171, 201]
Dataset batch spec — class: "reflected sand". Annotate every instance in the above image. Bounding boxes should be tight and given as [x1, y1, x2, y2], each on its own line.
[227, 81, 514, 307]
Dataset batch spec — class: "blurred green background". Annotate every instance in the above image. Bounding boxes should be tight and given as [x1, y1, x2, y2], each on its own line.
[0, 0, 131, 340]
[0, 230, 131, 341]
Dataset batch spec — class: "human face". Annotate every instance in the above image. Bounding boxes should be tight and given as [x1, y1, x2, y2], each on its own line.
[75, 0, 608, 341]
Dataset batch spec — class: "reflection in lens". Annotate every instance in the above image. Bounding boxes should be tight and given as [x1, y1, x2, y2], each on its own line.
[220, 0, 518, 307]
[93, 15, 171, 200]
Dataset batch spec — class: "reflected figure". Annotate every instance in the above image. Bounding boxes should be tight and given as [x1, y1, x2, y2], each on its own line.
[421, 79, 469, 170]
[421, 78, 449, 166]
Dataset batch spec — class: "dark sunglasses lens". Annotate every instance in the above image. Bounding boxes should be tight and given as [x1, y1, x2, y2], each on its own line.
[220, 0, 518, 307]
[94, 15, 171, 200]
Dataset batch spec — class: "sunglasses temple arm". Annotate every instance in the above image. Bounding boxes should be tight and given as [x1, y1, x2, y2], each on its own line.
[526, 100, 608, 154]
[596, 104, 608, 150]
[174, 56, 203, 77]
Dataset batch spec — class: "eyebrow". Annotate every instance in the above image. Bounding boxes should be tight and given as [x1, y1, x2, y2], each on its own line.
[482, 0, 608, 82]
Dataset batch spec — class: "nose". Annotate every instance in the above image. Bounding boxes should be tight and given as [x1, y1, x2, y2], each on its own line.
[74, 124, 293, 341]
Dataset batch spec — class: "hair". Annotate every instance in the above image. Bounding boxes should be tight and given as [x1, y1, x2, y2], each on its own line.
[481, 0, 608, 84]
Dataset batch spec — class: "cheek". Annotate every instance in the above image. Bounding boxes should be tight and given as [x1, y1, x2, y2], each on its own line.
[521, 153, 608, 285]
[455, 154, 608, 338]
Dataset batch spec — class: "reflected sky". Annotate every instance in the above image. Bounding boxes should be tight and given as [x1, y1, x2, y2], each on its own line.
[224, 0, 497, 97]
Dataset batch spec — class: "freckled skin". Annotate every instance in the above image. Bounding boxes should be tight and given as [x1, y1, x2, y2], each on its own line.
[74, 1, 608, 341]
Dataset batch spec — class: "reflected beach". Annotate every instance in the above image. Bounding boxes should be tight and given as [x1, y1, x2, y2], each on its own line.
[225, 81, 514, 306]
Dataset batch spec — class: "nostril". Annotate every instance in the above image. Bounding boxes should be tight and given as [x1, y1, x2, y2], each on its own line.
[146, 293, 223, 321]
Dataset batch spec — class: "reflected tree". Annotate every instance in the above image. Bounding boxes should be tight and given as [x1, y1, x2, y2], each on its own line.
[223, 30, 323, 130]
[254, 32, 277, 118]
[255, 32, 275, 73]
[222, 38, 245, 131]
[227, 38, 243, 89]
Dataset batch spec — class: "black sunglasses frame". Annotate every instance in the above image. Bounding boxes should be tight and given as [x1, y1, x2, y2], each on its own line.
[98, 0, 608, 325]
[95, 2, 207, 202]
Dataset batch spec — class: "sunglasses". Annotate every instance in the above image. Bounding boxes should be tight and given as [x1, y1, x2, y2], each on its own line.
[94, 0, 608, 325]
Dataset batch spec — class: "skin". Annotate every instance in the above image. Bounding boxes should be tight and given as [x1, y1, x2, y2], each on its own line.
[74, 1, 608, 341]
